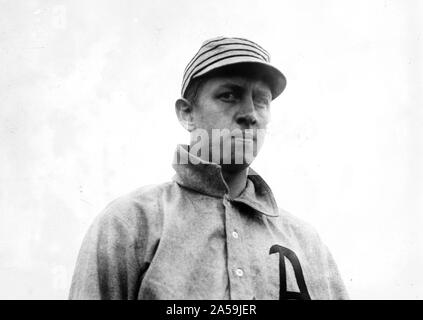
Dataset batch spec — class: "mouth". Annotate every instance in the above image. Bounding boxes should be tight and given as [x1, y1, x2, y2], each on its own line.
[232, 137, 255, 143]
[230, 131, 257, 142]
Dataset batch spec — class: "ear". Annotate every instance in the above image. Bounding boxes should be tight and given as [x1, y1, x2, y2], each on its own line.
[175, 98, 195, 132]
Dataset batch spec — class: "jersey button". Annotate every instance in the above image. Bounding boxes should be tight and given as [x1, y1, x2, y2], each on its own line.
[235, 268, 244, 277]
[232, 231, 239, 239]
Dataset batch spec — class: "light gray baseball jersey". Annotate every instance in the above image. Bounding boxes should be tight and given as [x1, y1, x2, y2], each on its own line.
[69, 145, 348, 300]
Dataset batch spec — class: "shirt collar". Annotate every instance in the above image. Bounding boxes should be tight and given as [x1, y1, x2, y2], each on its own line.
[172, 144, 279, 217]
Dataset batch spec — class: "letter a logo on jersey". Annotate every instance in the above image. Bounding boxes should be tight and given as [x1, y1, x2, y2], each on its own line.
[269, 244, 311, 300]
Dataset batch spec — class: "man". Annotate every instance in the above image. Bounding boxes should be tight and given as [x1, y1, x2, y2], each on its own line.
[69, 36, 349, 300]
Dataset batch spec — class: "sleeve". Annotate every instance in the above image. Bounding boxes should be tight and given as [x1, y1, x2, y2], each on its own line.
[68, 209, 144, 300]
[322, 245, 350, 300]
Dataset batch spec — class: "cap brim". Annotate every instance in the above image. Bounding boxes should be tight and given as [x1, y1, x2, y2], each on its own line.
[193, 58, 287, 100]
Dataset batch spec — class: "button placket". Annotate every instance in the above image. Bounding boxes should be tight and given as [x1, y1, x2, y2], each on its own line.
[223, 196, 252, 299]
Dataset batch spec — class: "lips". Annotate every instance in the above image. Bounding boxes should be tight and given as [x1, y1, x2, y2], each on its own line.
[232, 137, 254, 143]
[230, 131, 257, 142]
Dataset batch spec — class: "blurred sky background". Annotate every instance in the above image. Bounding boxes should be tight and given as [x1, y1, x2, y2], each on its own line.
[0, 0, 422, 299]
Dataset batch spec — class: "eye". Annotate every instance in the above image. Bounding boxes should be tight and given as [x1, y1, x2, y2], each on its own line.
[219, 92, 237, 102]
[254, 97, 270, 108]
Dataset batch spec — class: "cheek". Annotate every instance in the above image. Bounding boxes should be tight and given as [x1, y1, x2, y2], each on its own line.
[195, 102, 232, 129]
[257, 110, 271, 128]
[197, 111, 223, 130]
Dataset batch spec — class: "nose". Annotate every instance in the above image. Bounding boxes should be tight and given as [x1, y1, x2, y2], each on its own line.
[235, 97, 257, 128]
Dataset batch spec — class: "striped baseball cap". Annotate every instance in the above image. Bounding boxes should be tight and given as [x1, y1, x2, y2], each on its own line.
[181, 36, 286, 100]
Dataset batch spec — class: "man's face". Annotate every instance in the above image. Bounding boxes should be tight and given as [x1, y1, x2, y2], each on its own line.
[190, 74, 272, 169]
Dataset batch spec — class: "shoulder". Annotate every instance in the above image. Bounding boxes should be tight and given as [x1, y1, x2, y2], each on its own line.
[278, 208, 322, 242]
[93, 182, 174, 234]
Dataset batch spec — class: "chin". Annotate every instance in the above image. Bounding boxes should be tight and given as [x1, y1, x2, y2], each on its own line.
[220, 162, 250, 173]
[209, 138, 259, 167]
[221, 153, 256, 167]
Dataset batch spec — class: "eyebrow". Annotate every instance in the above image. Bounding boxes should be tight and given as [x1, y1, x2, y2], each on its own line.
[217, 83, 245, 91]
[215, 80, 272, 98]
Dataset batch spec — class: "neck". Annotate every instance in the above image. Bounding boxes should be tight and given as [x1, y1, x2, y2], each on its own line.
[221, 166, 249, 199]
